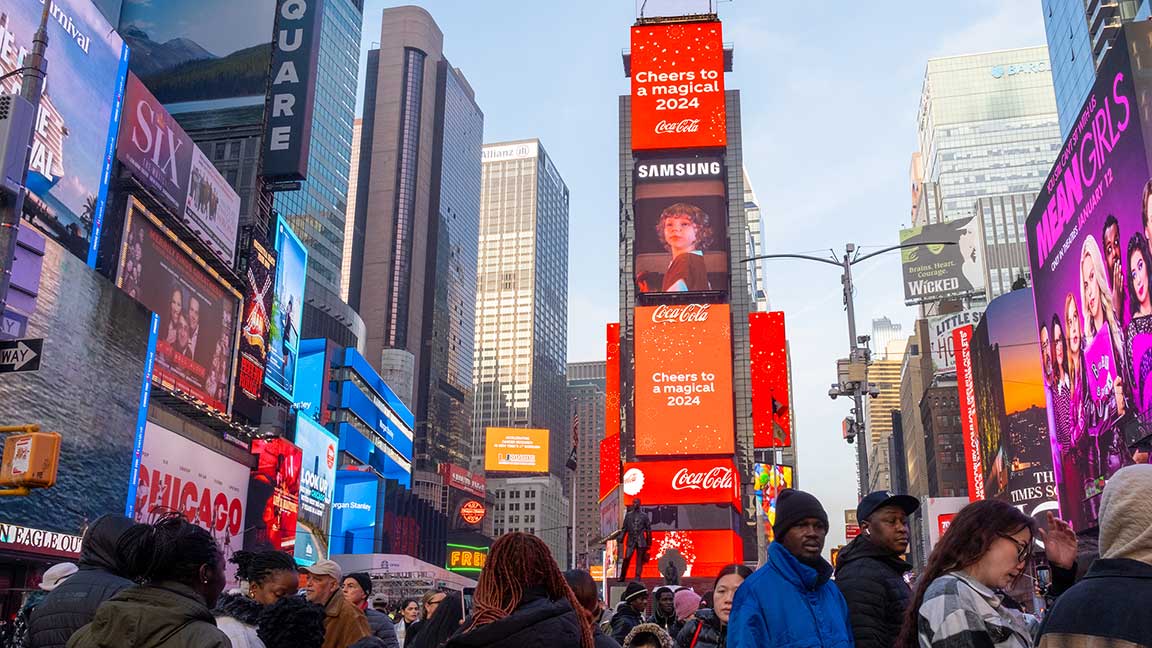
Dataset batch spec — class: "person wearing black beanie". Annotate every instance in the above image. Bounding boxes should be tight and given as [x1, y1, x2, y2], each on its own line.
[611, 582, 649, 644]
[726, 489, 852, 648]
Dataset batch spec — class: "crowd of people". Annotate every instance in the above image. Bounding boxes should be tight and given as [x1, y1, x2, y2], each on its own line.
[3, 466, 1152, 648]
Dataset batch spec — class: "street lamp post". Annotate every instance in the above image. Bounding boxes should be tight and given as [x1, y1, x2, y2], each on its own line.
[743, 241, 954, 497]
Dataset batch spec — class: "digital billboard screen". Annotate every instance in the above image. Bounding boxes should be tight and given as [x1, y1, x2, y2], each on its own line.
[0, 233, 154, 536]
[331, 469, 379, 556]
[899, 218, 986, 305]
[607, 323, 621, 439]
[630, 21, 726, 151]
[621, 458, 740, 510]
[634, 303, 735, 457]
[599, 432, 621, 500]
[1025, 24, 1152, 530]
[2, 0, 129, 267]
[233, 238, 277, 423]
[749, 311, 791, 448]
[633, 156, 728, 295]
[484, 428, 550, 473]
[244, 437, 302, 553]
[294, 413, 338, 565]
[637, 530, 741, 580]
[116, 198, 240, 415]
[954, 325, 985, 501]
[752, 464, 793, 543]
[133, 422, 250, 564]
[117, 73, 241, 266]
[971, 289, 1057, 523]
[119, 0, 276, 107]
[265, 218, 307, 401]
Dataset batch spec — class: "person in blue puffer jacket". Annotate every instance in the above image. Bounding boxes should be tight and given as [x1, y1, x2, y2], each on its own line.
[727, 489, 853, 648]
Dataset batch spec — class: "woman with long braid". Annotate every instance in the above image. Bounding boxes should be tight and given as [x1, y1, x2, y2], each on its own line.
[445, 532, 592, 648]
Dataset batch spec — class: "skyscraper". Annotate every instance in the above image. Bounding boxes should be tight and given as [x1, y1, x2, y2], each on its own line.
[474, 139, 570, 562]
[351, 6, 484, 472]
[866, 340, 906, 493]
[871, 317, 904, 359]
[915, 47, 1062, 227]
[568, 361, 606, 570]
[341, 119, 362, 303]
[472, 140, 570, 471]
[975, 192, 1037, 298]
[1042, 0, 1150, 137]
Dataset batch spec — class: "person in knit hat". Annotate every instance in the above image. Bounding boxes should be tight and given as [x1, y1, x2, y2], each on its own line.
[611, 582, 649, 644]
[1037, 464, 1152, 647]
[672, 589, 701, 627]
[727, 489, 852, 648]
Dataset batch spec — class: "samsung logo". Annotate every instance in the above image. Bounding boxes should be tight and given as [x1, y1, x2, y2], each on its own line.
[637, 161, 722, 179]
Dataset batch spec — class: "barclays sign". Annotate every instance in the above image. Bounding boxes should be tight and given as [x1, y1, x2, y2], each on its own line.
[990, 61, 1050, 78]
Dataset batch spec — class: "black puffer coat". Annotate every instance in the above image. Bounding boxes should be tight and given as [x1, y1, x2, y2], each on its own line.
[28, 515, 137, 648]
[609, 602, 644, 645]
[832, 534, 912, 648]
[675, 610, 724, 648]
[445, 588, 585, 648]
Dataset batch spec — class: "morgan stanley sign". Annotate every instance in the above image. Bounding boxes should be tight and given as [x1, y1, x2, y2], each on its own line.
[263, 0, 323, 182]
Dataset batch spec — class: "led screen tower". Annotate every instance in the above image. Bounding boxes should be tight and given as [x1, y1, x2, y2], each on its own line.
[611, 10, 771, 576]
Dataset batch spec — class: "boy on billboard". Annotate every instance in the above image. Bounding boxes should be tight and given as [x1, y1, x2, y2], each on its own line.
[656, 202, 712, 292]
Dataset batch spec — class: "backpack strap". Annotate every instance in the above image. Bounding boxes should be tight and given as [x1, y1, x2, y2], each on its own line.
[689, 621, 704, 648]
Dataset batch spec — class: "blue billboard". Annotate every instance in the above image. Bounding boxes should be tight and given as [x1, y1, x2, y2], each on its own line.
[331, 470, 380, 555]
[293, 413, 337, 565]
[265, 218, 307, 401]
[2, 0, 129, 266]
[294, 338, 333, 422]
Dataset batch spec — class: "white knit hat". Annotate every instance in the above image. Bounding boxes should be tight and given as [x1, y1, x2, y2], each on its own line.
[39, 562, 78, 591]
[1099, 464, 1152, 564]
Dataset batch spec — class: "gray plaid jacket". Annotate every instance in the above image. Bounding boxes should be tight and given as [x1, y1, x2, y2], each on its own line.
[916, 572, 1037, 648]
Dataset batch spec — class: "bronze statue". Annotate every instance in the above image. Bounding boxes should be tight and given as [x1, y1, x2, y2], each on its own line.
[618, 497, 652, 581]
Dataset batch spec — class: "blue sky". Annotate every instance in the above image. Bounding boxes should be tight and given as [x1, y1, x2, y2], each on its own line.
[357, 0, 1050, 549]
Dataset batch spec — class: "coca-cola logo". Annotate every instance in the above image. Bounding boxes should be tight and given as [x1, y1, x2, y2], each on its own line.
[652, 304, 710, 324]
[672, 467, 734, 491]
[655, 119, 701, 134]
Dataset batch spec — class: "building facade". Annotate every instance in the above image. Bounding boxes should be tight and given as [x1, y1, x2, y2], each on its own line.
[352, 6, 484, 472]
[568, 361, 606, 570]
[921, 383, 966, 498]
[1042, 0, 1150, 137]
[472, 140, 570, 477]
[490, 475, 571, 569]
[744, 168, 769, 313]
[975, 192, 1037, 299]
[866, 340, 906, 493]
[341, 119, 362, 303]
[915, 47, 1062, 226]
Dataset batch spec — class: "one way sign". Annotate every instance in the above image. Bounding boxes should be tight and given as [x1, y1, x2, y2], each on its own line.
[0, 338, 43, 373]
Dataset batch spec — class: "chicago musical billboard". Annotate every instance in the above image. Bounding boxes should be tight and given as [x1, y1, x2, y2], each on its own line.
[630, 21, 726, 151]
[633, 156, 728, 295]
[1025, 24, 1152, 530]
[634, 303, 735, 456]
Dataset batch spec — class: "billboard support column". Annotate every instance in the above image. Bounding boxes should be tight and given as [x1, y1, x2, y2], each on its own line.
[0, 3, 50, 317]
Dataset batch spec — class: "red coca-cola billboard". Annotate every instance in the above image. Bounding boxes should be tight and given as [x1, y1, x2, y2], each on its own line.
[620, 458, 741, 511]
[600, 433, 621, 500]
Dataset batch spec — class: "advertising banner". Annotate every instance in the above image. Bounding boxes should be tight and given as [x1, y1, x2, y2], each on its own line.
[0, 235, 153, 536]
[262, 0, 323, 181]
[120, 0, 277, 106]
[439, 464, 486, 499]
[633, 156, 728, 295]
[927, 307, 985, 374]
[607, 323, 620, 438]
[954, 325, 985, 501]
[233, 238, 277, 422]
[133, 422, 249, 558]
[244, 437, 302, 553]
[265, 218, 307, 401]
[971, 289, 1058, 523]
[630, 21, 726, 151]
[599, 432, 621, 500]
[899, 218, 986, 305]
[1025, 24, 1152, 530]
[331, 469, 379, 556]
[483, 427, 550, 473]
[600, 485, 622, 539]
[749, 311, 791, 448]
[924, 496, 970, 549]
[117, 73, 241, 266]
[294, 414, 338, 565]
[446, 543, 488, 575]
[294, 338, 333, 424]
[117, 198, 241, 415]
[634, 303, 735, 456]
[621, 459, 740, 510]
[637, 529, 742, 580]
[2, 0, 129, 266]
[751, 464, 794, 543]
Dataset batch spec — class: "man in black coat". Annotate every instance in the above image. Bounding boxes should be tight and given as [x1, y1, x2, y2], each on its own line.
[610, 582, 649, 644]
[27, 514, 139, 648]
[834, 491, 919, 648]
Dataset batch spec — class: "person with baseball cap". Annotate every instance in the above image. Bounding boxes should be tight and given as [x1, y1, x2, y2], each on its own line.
[300, 559, 371, 648]
[834, 490, 920, 648]
[727, 489, 852, 648]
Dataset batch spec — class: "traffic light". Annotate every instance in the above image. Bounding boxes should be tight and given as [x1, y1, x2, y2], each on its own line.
[0, 429, 62, 490]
